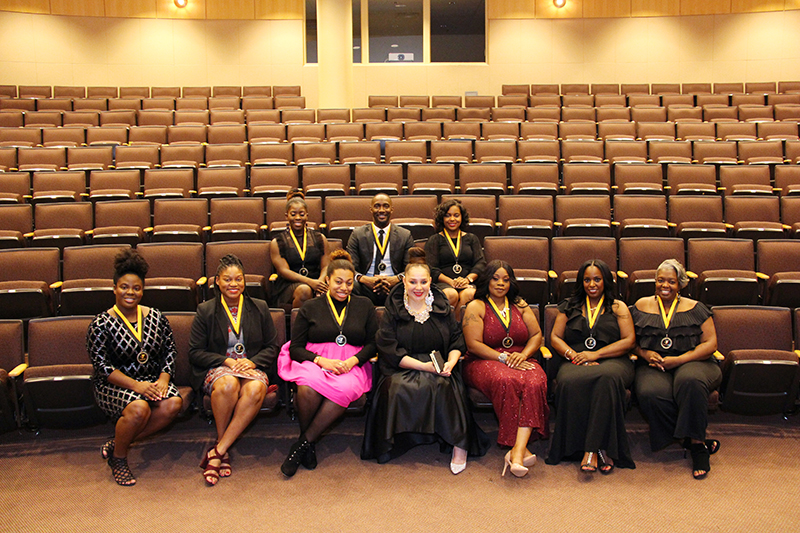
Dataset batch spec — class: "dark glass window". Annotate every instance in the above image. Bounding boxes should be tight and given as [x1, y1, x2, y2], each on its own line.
[430, 0, 485, 63]
[368, 0, 423, 63]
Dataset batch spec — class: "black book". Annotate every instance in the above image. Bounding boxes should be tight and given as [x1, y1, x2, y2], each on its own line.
[429, 350, 446, 373]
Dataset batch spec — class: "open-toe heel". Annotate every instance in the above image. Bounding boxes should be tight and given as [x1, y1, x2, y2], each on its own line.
[705, 439, 720, 455]
[689, 443, 710, 479]
[108, 456, 136, 486]
[580, 451, 597, 473]
[219, 451, 231, 478]
[101, 439, 115, 461]
[597, 450, 614, 474]
[200, 446, 223, 486]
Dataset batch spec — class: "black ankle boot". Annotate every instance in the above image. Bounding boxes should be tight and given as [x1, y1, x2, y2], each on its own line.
[281, 436, 311, 477]
[301, 442, 317, 470]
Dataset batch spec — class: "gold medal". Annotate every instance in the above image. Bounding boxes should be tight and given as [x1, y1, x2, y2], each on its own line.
[444, 231, 462, 275]
[326, 292, 349, 347]
[584, 295, 604, 351]
[657, 295, 679, 352]
[488, 297, 513, 349]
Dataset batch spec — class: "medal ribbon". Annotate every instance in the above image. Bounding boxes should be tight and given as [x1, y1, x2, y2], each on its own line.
[444, 231, 461, 262]
[488, 297, 511, 331]
[114, 304, 143, 343]
[326, 293, 349, 328]
[222, 294, 244, 336]
[657, 295, 679, 330]
[372, 224, 390, 260]
[585, 295, 605, 330]
[289, 228, 307, 262]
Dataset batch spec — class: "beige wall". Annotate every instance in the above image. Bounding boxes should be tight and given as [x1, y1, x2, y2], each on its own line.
[0, 9, 799, 108]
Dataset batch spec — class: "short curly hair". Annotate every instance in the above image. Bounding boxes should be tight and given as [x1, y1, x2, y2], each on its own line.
[657, 259, 690, 289]
[113, 249, 149, 283]
[433, 198, 469, 232]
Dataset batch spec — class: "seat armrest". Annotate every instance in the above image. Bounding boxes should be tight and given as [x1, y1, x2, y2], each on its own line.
[540, 347, 552, 359]
[713, 350, 724, 361]
[9, 363, 27, 378]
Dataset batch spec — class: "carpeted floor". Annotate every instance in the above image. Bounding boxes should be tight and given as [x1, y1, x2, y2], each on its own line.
[1, 409, 799, 533]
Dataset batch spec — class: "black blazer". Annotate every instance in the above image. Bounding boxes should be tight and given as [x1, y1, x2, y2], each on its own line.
[346, 223, 415, 276]
[188, 294, 279, 392]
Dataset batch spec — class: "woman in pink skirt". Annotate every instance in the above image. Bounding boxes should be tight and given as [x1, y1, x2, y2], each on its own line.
[277, 249, 378, 477]
[462, 260, 549, 478]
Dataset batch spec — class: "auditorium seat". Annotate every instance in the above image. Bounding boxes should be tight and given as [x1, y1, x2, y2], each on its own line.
[137, 242, 205, 312]
[724, 195, 784, 241]
[758, 239, 800, 308]
[774, 166, 800, 196]
[510, 162, 559, 196]
[323, 195, 372, 243]
[302, 164, 350, 199]
[666, 163, 717, 195]
[713, 305, 799, 416]
[168, 124, 207, 144]
[205, 240, 274, 302]
[354, 164, 402, 196]
[407, 163, 455, 197]
[441, 194, 496, 241]
[0, 247, 59, 320]
[92, 199, 150, 246]
[339, 141, 381, 165]
[613, 163, 663, 194]
[384, 140, 427, 164]
[483, 236, 549, 309]
[209, 197, 266, 241]
[497, 195, 553, 238]
[686, 238, 759, 305]
[390, 194, 437, 240]
[151, 198, 208, 243]
[617, 237, 685, 304]
[0, 204, 32, 248]
[403, 121, 441, 141]
[562, 163, 611, 194]
[41, 126, 84, 148]
[23, 315, 104, 428]
[719, 165, 772, 195]
[613, 195, 669, 238]
[143, 168, 195, 199]
[443, 122, 480, 141]
[88, 170, 140, 202]
[31, 201, 93, 251]
[549, 236, 617, 301]
[281, 108, 316, 124]
[0, 319, 24, 432]
[326, 122, 364, 142]
[0, 172, 30, 204]
[520, 122, 558, 141]
[669, 195, 727, 239]
[250, 166, 298, 199]
[317, 108, 350, 123]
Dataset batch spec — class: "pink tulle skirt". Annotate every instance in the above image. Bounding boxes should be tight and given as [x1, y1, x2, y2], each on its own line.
[277, 341, 373, 407]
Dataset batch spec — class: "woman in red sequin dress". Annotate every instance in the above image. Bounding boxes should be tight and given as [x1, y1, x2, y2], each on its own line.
[462, 260, 549, 478]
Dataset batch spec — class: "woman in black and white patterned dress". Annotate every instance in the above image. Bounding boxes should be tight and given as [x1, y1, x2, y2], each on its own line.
[87, 249, 183, 486]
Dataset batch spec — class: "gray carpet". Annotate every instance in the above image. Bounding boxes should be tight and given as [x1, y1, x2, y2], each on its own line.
[1, 410, 799, 532]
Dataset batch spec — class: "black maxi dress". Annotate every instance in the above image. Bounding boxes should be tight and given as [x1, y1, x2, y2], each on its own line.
[545, 300, 636, 468]
[361, 285, 490, 463]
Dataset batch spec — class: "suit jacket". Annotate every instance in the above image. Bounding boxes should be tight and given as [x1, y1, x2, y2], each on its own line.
[188, 294, 278, 392]
[346, 223, 415, 276]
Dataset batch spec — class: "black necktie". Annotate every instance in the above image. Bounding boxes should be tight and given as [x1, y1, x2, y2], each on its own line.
[374, 229, 385, 274]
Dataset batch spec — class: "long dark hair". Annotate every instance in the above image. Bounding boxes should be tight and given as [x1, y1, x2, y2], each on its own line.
[567, 259, 615, 314]
[473, 260, 525, 307]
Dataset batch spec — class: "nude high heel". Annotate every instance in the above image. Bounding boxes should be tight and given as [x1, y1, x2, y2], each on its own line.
[502, 451, 529, 478]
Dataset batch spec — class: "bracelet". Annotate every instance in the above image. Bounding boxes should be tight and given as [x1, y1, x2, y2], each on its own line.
[564, 349, 573, 359]
[498, 353, 508, 365]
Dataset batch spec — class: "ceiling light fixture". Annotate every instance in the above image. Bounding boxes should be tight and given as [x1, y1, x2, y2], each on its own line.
[174, 0, 188, 8]
[553, 0, 566, 7]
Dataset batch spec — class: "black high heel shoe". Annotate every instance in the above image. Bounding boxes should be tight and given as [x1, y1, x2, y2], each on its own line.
[689, 443, 711, 479]
[281, 435, 311, 478]
[301, 442, 317, 470]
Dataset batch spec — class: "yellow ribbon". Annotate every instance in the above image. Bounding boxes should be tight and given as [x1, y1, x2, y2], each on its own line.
[372, 223, 391, 260]
[326, 293, 349, 327]
[113, 305, 142, 343]
[488, 297, 510, 330]
[585, 295, 605, 330]
[657, 295, 679, 330]
[288, 227, 307, 262]
[444, 230, 461, 261]
[222, 294, 244, 336]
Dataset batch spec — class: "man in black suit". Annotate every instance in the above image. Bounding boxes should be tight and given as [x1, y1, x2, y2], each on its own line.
[346, 193, 415, 305]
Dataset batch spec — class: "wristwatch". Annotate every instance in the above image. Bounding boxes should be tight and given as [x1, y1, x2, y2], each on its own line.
[397, 273, 405, 282]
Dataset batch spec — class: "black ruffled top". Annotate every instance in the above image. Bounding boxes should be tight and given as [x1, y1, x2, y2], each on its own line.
[630, 300, 712, 357]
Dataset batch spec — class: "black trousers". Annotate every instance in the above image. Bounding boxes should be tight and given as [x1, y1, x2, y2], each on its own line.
[635, 359, 722, 451]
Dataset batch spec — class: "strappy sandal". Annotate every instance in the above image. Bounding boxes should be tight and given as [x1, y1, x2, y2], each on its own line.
[597, 450, 614, 474]
[200, 446, 223, 486]
[705, 439, 721, 455]
[108, 456, 136, 486]
[689, 443, 711, 479]
[219, 451, 231, 478]
[580, 451, 597, 473]
[101, 439, 115, 461]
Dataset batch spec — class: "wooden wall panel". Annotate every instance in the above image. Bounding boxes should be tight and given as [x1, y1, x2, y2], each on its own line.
[631, 0, 679, 16]
[731, 0, 785, 13]
[207, 0, 254, 19]
[680, 0, 731, 15]
[787, 0, 800, 9]
[105, 0, 157, 18]
[157, 0, 206, 18]
[51, 0, 105, 17]
[535, 0, 582, 18]
[487, 0, 536, 19]
[584, 0, 630, 18]
[0, 0, 49, 13]
[255, 0, 303, 20]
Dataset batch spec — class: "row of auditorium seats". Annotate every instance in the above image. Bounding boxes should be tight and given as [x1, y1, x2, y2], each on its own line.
[4, 122, 800, 144]
[0, 85, 300, 99]
[2, 301, 798, 433]
[1, 138, 800, 169]
[4, 104, 800, 124]
[1, 235, 800, 323]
